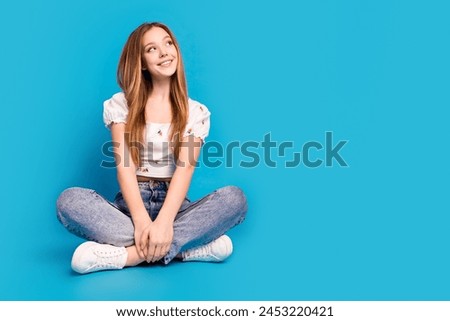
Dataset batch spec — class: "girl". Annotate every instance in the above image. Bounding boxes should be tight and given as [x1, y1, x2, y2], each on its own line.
[56, 22, 247, 274]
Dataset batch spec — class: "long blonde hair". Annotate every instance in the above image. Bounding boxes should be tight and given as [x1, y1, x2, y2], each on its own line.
[117, 22, 188, 166]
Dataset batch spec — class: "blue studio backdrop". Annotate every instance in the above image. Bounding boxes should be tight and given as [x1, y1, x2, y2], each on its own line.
[0, 0, 449, 300]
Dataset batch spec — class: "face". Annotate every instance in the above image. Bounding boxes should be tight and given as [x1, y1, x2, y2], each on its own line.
[141, 27, 178, 80]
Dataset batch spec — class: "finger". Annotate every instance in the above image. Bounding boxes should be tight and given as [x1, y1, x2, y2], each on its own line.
[140, 241, 147, 259]
[152, 245, 164, 263]
[161, 244, 170, 259]
[147, 241, 156, 263]
[148, 246, 157, 263]
[153, 244, 169, 263]
[141, 232, 149, 258]
[142, 235, 149, 257]
[135, 237, 144, 258]
[140, 243, 147, 259]
[151, 247, 159, 263]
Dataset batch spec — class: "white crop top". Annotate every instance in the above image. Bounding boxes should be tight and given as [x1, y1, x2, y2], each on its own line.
[103, 92, 211, 178]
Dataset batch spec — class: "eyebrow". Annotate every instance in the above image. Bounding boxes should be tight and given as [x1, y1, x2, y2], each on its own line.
[144, 35, 171, 49]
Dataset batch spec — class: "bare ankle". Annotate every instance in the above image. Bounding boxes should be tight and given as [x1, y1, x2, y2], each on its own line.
[126, 246, 145, 266]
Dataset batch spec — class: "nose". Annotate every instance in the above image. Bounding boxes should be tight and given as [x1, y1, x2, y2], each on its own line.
[159, 48, 168, 58]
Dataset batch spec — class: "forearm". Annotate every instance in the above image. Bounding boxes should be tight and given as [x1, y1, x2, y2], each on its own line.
[157, 165, 195, 222]
[117, 168, 150, 224]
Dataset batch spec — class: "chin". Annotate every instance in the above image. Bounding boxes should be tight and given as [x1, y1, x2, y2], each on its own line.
[162, 68, 177, 77]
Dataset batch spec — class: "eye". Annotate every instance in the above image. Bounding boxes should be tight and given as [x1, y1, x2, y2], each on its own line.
[166, 40, 173, 46]
[147, 47, 156, 53]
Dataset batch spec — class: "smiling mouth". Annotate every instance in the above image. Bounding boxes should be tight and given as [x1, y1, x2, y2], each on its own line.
[158, 60, 173, 66]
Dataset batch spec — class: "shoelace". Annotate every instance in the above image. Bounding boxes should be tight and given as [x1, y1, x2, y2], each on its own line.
[184, 244, 212, 259]
[93, 248, 125, 268]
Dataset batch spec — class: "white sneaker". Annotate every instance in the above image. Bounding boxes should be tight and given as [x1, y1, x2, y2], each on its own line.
[71, 241, 128, 274]
[181, 235, 233, 262]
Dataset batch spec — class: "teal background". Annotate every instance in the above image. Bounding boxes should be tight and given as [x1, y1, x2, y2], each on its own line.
[1, 0, 449, 300]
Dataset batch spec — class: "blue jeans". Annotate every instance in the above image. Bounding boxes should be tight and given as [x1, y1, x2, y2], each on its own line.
[56, 182, 247, 264]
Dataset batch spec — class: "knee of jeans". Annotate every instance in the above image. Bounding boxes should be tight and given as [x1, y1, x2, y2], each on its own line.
[217, 185, 248, 219]
[56, 187, 88, 222]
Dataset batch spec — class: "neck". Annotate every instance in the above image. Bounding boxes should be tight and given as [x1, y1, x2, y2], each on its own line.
[150, 77, 171, 102]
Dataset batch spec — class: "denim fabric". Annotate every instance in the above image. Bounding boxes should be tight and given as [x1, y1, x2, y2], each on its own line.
[56, 182, 247, 264]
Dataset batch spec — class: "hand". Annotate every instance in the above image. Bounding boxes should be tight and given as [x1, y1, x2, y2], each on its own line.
[133, 216, 152, 259]
[143, 217, 174, 263]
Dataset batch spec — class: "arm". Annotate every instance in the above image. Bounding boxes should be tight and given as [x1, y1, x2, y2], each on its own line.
[144, 135, 203, 262]
[110, 123, 152, 259]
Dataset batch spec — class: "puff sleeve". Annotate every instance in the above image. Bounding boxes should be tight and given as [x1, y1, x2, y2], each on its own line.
[103, 92, 129, 129]
[183, 99, 211, 142]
